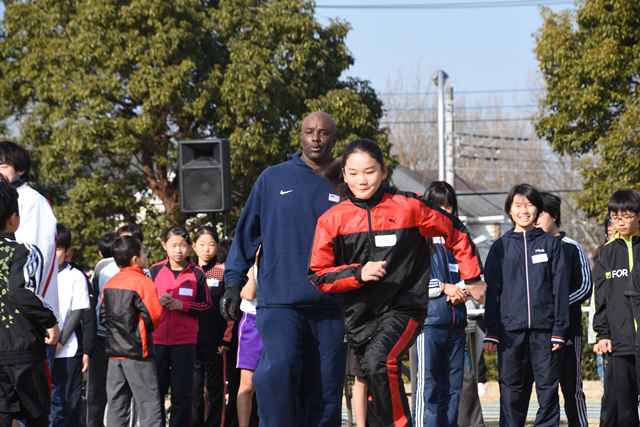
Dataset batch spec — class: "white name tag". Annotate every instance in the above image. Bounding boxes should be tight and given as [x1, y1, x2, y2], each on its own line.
[375, 234, 397, 247]
[449, 264, 459, 273]
[179, 288, 194, 296]
[329, 193, 340, 203]
[207, 278, 219, 288]
[532, 253, 548, 264]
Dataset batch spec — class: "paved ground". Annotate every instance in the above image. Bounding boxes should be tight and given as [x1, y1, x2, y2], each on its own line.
[341, 380, 603, 426]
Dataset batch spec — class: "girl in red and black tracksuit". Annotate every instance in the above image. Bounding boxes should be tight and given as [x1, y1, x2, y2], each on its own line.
[191, 226, 233, 427]
[150, 226, 212, 427]
[307, 139, 485, 427]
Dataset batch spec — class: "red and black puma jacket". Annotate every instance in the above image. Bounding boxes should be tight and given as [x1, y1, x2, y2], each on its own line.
[307, 186, 483, 349]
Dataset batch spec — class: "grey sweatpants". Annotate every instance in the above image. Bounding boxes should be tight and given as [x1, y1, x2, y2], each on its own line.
[106, 358, 163, 427]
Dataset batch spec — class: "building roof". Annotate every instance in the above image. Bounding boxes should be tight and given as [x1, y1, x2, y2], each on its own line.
[390, 164, 508, 222]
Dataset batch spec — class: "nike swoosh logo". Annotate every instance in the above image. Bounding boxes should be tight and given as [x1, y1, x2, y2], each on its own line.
[280, 190, 293, 195]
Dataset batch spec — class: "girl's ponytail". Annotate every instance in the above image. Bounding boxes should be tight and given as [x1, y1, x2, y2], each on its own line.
[316, 157, 346, 196]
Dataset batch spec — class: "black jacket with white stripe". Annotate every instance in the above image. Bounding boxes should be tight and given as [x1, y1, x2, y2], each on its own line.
[557, 232, 592, 337]
[0, 232, 58, 365]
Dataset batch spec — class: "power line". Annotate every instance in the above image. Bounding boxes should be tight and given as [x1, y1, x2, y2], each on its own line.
[316, 1, 572, 9]
[458, 154, 561, 164]
[381, 118, 532, 124]
[454, 175, 505, 212]
[457, 189, 580, 196]
[386, 104, 537, 112]
[390, 127, 538, 138]
[458, 142, 548, 152]
[456, 166, 563, 172]
[380, 88, 544, 96]
[457, 132, 537, 142]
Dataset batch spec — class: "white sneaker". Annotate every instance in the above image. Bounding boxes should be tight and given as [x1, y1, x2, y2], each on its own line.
[477, 382, 487, 395]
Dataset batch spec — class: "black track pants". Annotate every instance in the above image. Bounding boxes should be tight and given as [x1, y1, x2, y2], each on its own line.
[522, 334, 588, 427]
[498, 329, 560, 427]
[356, 312, 422, 427]
[557, 336, 588, 427]
[611, 354, 638, 427]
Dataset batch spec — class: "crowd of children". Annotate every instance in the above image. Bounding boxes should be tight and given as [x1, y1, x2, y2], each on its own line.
[1, 136, 640, 427]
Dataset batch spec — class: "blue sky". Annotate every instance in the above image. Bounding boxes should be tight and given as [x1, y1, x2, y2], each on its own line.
[314, 1, 572, 100]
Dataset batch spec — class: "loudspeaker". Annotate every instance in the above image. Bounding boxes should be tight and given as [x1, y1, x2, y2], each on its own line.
[179, 139, 232, 213]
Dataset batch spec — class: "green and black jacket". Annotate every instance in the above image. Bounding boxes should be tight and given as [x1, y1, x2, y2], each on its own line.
[593, 231, 640, 356]
[0, 232, 58, 365]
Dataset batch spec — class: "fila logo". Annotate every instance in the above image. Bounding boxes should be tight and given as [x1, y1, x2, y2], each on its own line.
[534, 249, 545, 253]
[606, 269, 629, 279]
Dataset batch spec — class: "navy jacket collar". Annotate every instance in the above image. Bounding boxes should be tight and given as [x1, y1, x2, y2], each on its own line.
[504, 228, 545, 240]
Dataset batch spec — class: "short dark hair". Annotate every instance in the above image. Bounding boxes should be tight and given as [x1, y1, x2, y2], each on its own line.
[219, 238, 233, 251]
[540, 192, 562, 227]
[0, 175, 19, 230]
[98, 232, 116, 258]
[504, 184, 544, 224]
[0, 141, 31, 181]
[424, 181, 458, 217]
[57, 224, 72, 249]
[608, 190, 640, 215]
[116, 224, 144, 242]
[164, 225, 191, 245]
[113, 236, 143, 268]
[194, 226, 219, 244]
[604, 215, 613, 242]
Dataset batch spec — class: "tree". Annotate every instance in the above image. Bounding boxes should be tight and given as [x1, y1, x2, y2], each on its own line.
[0, 0, 391, 265]
[534, 0, 640, 220]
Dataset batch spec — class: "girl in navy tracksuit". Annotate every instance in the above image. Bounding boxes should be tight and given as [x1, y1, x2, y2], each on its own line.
[482, 184, 569, 427]
[308, 139, 485, 427]
[413, 182, 469, 427]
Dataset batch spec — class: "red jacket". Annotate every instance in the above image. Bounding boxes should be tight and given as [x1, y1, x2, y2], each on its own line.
[308, 187, 483, 350]
[100, 266, 163, 359]
[150, 258, 212, 346]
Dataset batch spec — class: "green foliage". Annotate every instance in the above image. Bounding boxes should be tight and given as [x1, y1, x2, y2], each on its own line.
[534, 0, 640, 220]
[484, 349, 499, 382]
[581, 310, 599, 381]
[0, 0, 390, 266]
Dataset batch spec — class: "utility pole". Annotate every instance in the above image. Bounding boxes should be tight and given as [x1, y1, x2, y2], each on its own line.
[432, 70, 449, 181]
[445, 86, 455, 187]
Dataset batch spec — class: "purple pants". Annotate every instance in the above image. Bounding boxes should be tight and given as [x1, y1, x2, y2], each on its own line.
[237, 312, 263, 370]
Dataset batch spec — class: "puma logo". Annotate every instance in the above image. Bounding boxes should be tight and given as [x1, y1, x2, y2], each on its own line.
[389, 218, 397, 225]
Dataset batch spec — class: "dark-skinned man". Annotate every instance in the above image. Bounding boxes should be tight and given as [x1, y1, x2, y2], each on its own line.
[221, 111, 349, 427]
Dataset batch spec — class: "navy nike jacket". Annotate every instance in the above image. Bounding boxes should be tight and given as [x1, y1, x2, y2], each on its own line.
[483, 228, 570, 345]
[224, 152, 342, 310]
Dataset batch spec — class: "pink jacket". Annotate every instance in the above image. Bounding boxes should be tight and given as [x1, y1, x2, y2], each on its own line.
[149, 258, 212, 346]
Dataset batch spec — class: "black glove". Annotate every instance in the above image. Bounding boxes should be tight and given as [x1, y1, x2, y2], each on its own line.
[220, 283, 242, 321]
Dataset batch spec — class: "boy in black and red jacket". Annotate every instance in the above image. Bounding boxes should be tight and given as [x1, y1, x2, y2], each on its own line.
[0, 176, 60, 426]
[100, 236, 164, 427]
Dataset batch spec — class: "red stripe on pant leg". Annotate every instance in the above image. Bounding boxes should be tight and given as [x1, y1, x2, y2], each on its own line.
[387, 318, 419, 427]
[44, 360, 52, 395]
[220, 352, 227, 427]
